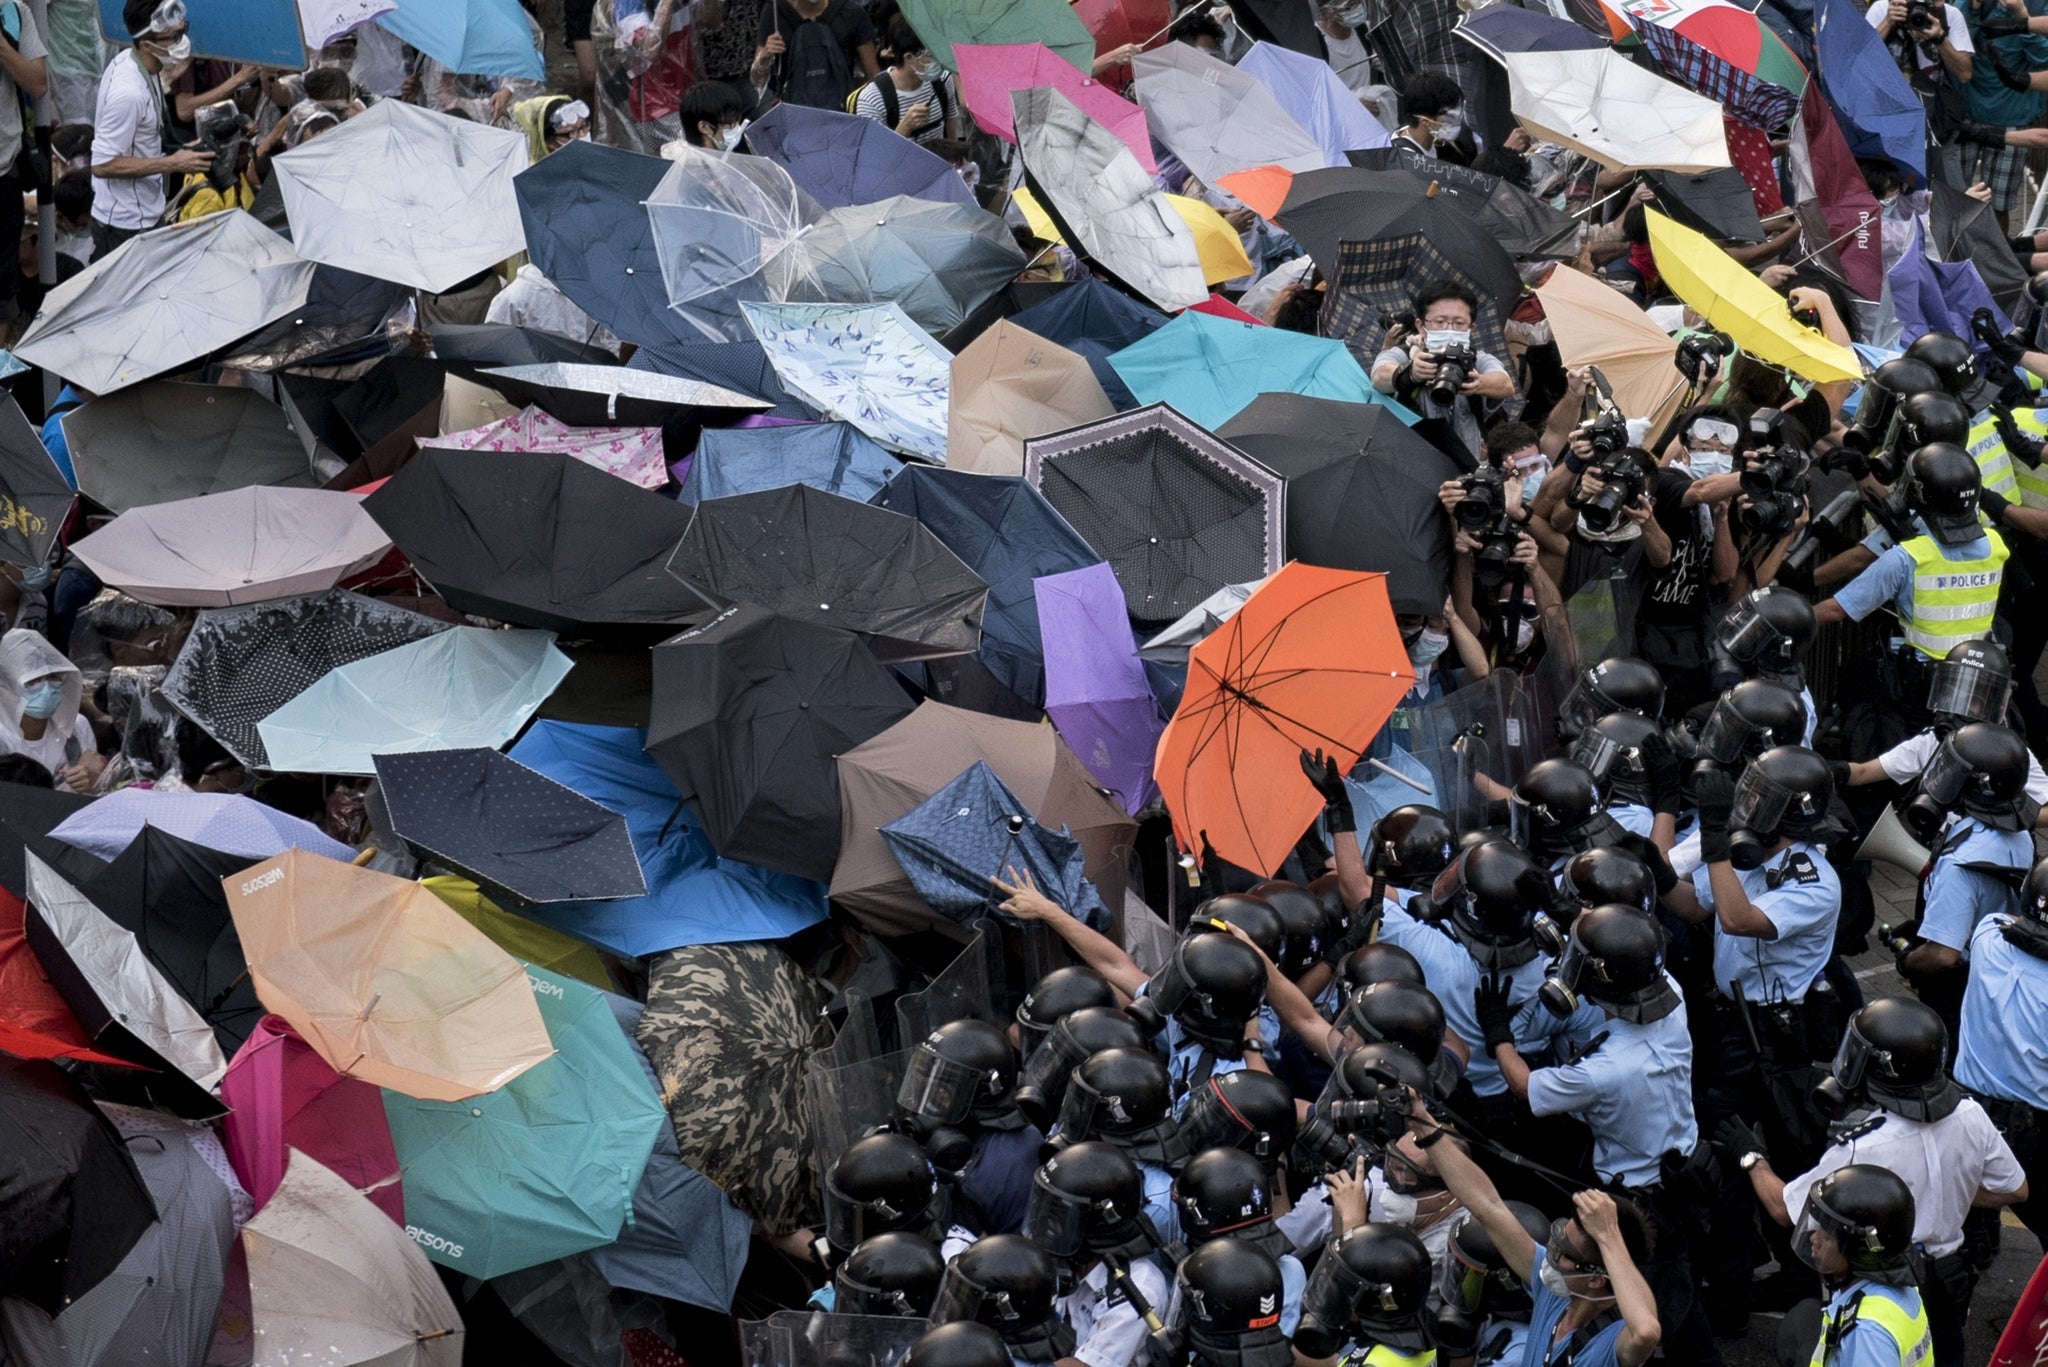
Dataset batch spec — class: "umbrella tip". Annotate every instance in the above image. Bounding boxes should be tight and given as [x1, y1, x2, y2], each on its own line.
[1426, 181, 1440, 198]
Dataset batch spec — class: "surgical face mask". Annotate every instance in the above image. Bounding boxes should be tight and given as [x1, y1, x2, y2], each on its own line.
[1538, 1260, 1575, 1301]
[1409, 629, 1450, 671]
[909, 55, 936, 77]
[22, 681, 63, 720]
[1688, 449, 1734, 478]
[1509, 452, 1550, 502]
[1512, 618, 1536, 652]
[717, 121, 747, 151]
[1424, 329, 1471, 353]
[1436, 106, 1465, 138]
[1338, 2, 1370, 21]
[1377, 1186, 1419, 1225]
[153, 33, 192, 65]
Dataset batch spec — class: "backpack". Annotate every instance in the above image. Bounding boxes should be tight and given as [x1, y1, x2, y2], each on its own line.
[781, 5, 857, 110]
[845, 71, 950, 135]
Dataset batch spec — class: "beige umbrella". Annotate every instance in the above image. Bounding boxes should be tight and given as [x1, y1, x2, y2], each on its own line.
[1534, 264, 1687, 427]
[947, 320, 1115, 476]
[243, 1148, 463, 1367]
[223, 850, 554, 1102]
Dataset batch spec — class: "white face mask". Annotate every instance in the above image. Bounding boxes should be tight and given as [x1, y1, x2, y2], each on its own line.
[1509, 453, 1549, 502]
[1436, 106, 1465, 139]
[717, 121, 747, 151]
[1512, 618, 1536, 652]
[1539, 1260, 1575, 1301]
[1688, 450, 1733, 478]
[1376, 1186, 1419, 1225]
[1408, 629, 1450, 670]
[1424, 329, 1471, 354]
[1337, 2, 1370, 21]
[153, 33, 192, 64]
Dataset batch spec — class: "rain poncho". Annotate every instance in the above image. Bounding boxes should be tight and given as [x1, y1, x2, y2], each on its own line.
[0, 629, 89, 780]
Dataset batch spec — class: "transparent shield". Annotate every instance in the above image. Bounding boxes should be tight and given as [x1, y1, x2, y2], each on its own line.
[896, 921, 1002, 1046]
[895, 1046, 983, 1128]
[739, 1311, 928, 1367]
[804, 1045, 913, 1197]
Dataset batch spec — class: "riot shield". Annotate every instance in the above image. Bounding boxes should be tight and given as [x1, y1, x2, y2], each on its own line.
[895, 920, 1003, 1045]
[740, 1311, 927, 1367]
[1344, 743, 1491, 838]
[803, 1004, 912, 1194]
[1121, 891, 1176, 977]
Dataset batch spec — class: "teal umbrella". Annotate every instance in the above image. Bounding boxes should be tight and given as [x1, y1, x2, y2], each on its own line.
[379, 963, 666, 1281]
[897, 0, 1097, 71]
[1105, 309, 1419, 432]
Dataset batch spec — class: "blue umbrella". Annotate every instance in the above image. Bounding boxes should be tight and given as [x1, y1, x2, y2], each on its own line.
[684, 422, 904, 504]
[507, 720, 829, 956]
[1236, 42, 1388, 165]
[743, 302, 952, 461]
[743, 101, 975, 211]
[1889, 227, 2009, 360]
[1009, 279, 1169, 410]
[1813, 0, 1926, 187]
[375, 0, 545, 79]
[1452, 3, 1606, 59]
[627, 338, 816, 419]
[1108, 309, 1417, 432]
[49, 788, 353, 863]
[880, 760, 1110, 930]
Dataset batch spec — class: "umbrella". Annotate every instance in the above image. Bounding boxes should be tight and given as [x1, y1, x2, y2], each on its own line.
[475, 362, 767, 427]
[1318, 232, 1513, 384]
[1012, 87, 1209, 314]
[951, 282, 1083, 355]
[627, 337, 815, 418]
[1130, 42, 1326, 185]
[13, 210, 315, 396]
[881, 759, 1112, 928]
[255, 627, 571, 775]
[0, 786, 93, 898]
[1454, 1, 1607, 59]
[1891, 227, 2008, 354]
[1502, 47, 1732, 172]
[362, 449, 701, 633]
[1813, 0, 1925, 187]
[742, 301, 952, 461]
[1217, 392, 1460, 613]
[645, 144, 810, 310]
[379, 963, 665, 1279]
[1154, 563, 1414, 874]
[421, 877, 614, 988]
[0, 1057, 157, 1316]
[375, 749, 647, 908]
[50, 788, 351, 866]
[537, 643, 655, 730]
[427, 322, 616, 368]
[0, 394, 73, 569]
[1106, 308, 1411, 432]
[1236, 42, 1388, 165]
[771, 196, 1028, 337]
[1136, 577, 1264, 664]
[1532, 264, 1686, 422]
[870, 464, 1100, 711]
[742, 100, 974, 211]
[67, 486, 391, 608]
[1276, 167, 1524, 310]
[948, 319, 1116, 476]
[1034, 562, 1160, 814]
[421, 405, 668, 490]
[272, 100, 528, 294]
[375, 0, 544, 78]
[1073, 0, 1170, 68]
[646, 604, 915, 883]
[61, 383, 314, 514]
[1645, 167, 1767, 244]
[1930, 178, 2027, 315]
[832, 700, 1137, 936]
[217, 265, 412, 374]
[162, 591, 451, 771]
[896, 0, 1096, 70]
[1010, 188, 1253, 289]
[0, 1019, 137, 1067]
[1645, 209, 1862, 382]
[1221, 0, 1327, 57]
[954, 43, 1157, 173]
[683, 422, 904, 504]
[1010, 278, 1168, 408]
[303, 0, 398, 50]
[1626, 0, 1807, 130]
[1341, 148, 1581, 260]
[592, 995, 752, 1311]
[240, 1149, 464, 1366]
[508, 720, 830, 956]
[334, 356, 449, 454]
[666, 483, 988, 662]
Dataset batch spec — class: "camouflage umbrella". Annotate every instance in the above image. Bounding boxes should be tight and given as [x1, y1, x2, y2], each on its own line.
[634, 941, 831, 1236]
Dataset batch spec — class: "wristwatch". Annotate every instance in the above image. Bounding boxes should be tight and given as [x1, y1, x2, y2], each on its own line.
[1738, 1150, 1765, 1173]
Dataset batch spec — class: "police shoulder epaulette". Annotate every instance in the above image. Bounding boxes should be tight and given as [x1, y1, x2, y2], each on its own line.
[1828, 1111, 1887, 1144]
[1772, 851, 1822, 887]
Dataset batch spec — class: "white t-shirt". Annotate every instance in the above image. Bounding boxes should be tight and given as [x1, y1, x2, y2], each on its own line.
[851, 69, 953, 145]
[90, 48, 166, 229]
[0, 1, 48, 168]
[1878, 728, 2048, 803]
[1863, 0, 1974, 71]
[0, 711, 93, 776]
[1781, 1102, 2022, 1256]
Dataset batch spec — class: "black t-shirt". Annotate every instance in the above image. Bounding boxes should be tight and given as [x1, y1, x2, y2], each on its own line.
[756, 0, 876, 101]
[1637, 466, 1714, 628]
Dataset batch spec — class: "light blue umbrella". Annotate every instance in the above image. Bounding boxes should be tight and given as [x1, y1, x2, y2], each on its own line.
[375, 0, 545, 80]
[1107, 309, 1417, 432]
[49, 788, 353, 863]
[742, 302, 951, 462]
[256, 627, 572, 775]
[682, 422, 903, 505]
[380, 964, 667, 1281]
[1236, 42, 1388, 166]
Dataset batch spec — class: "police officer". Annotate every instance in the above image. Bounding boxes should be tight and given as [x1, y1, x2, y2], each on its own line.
[1509, 759, 1640, 869]
[904, 1322, 1014, 1367]
[1556, 657, 1666, 744]
[832, 1231, 947, 1317]
[929, 1234, 1076, 1367]
[1015, 1006, 1152, 1133]
[810, 1131, 943, 1306]
[1051, 1047, 1188, 1240]
[1435, 1203, 1555, 1367]
[1905, 331, 1980, 403]
[1174, 1146, 1306, 1333]
[1790, 1166, 1931, 1367]
[1014, 965, 1118, 1055]
[1721, 998, 2026, 1367]
[1129, 928, 1271, 1104]
[1955, 854, 2048, 1245]
[1558, 848, 1658, 918]
[898, 1018, 1041, 1236]
[1295, 760, 1458, 951]
[1708, 587, 1818, 743]
[1292, 1223, 1440, 1366]
[1250, 879, 1341, 1013]
[1568, 712, 1684, 848]
[1158, 1238, 1296, 1367]
[1024, 1142, 1176, 1367]
[1836, 641, 2048, 802]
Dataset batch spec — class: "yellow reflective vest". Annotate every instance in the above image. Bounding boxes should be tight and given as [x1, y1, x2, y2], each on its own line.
[1808, 1286, 1931, 1367]
[1900, 531, 2008, 659]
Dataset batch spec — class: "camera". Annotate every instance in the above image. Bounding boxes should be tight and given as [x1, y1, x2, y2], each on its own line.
[1904, 0, 1934, 31]
[1568, 446, 1646, 534]
[1294, 1083, 1413, 1171]
[1733, 418, 1810, 541]
[1427, 339, 1478, 408]
[193, 99, 246, 194]
[1453, 466, 1525, 591]
[1675, 330, 1731, 387]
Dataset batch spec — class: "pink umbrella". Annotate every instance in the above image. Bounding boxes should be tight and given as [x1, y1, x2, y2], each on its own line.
[956, 43, 1158, 174]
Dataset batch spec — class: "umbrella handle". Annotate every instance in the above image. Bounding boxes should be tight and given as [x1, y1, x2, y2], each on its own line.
[1366, 757, 1433, 795]
[352, 846, 377, 866]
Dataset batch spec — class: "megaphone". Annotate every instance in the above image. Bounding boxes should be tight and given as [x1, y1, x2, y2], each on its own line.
[1854, 803, 1933, 879]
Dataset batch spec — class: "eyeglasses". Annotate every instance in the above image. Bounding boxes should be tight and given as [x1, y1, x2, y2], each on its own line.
[1421, 314, 1471, 329]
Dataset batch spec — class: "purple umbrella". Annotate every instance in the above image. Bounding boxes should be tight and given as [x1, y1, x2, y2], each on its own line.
[1033, 562, 1160, 816]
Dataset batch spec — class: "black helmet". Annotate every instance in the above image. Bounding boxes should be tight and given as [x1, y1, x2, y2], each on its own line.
[1896, 390, 1971, 450]
[1306, 873, 1352, 955]
[1567, 712, 1662, 808]
[1440, 1202, 1552, 1327]
[1558, 657, 1664, 740]
[834, 1232, 947, 1317]
[1537, 905, 1678, 1024]
[1015, 967, 1117, 1055]
[1432, 841, 1546, 969]
[1694, 680, 1808, 767]
[1509, 759, 1612, 860]
[1053, 1047, 1186, 1167]
[1341, 979, 1445, 1065]
[1560, 847, 1655, 915]
[1337, 941, 1427, 991]
[1176, 1068, 1298, 1167]
[1363, 806, 1459, 888]
[1794, 1165, 1917, 1285]
[2020, 855, 2048, 929]
[930, 1235, 1076, 1360]
[1727, 745, 1834, 869]
[1917, 721, 2035, 836]
[1844, 358, 1941, 456]
[1716, 587, 1814, 676]
[822, 1133, 941, 1256]
[1173, 1146, 1290, 1259]
[1294, 1224, 1436, 1359]
[1928, 638, 2015, 729]
[1813, 996, 1960, 1124]
[898, 1018, 1026, 1133]
[1192, 894, 1285, 964]
[903, 1323, 1012, 1367]
[1134, 931, 1268, 1058]
[1905, 331, 1979, 399]
[1905, 442, 1984, 546]
[1015, 1006, 1151, 1131]
[1249, 880, 1327, 978]
[1173, 1238, 1295, 1367]
[1024, 1141, 1154, 1263]
[1331, 1040, 1431, 1103]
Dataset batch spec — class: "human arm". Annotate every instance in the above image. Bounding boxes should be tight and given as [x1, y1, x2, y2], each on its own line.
[991, 866, 1147, 997]
[93, 79, 213, 178]
[1224, 921, 1330, 1063]
[1446, 595, 1490, 680]
[1409, 1094, 1537, 1284]
[1326, 1155, 1370, 1234]
[1461, 354, 1517, 402]
[0, 15, 46, 100]
[1723, 213, 1801, 269]
[1474, 974, 1533, 1098]
[173, 63, 260, 122]
[1576, 1191, 1661, 1367]
[855, 41, 881, 77]
[1630, 494, 1673, 569]
[1091, 42, 1140, 73]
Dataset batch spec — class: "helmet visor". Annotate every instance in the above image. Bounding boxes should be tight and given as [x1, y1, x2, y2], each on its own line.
[929, 1262, 997, 1328]
[1716, 595, 1781, 664]
[1729, 763, 1797, 834]
[1296, 1244, 1367, 1351]
[1177, 1076, 1259, 1157]
[1507, 796, 1534, 850]
[1567, 728, 1632, 785]
[1020, 1168, 1089, 1261]
[1438, 1224, 1493, 1316]
[1916, 734, 1976, 812]
[823, 1175, 930, 1254]
[834, 1266, 928, 1319]
[1557, 677, 1612, 740]
[1928, 659, 2012, 724]
[1695, 695, 1762, 766]
[1016, 1018, 1090, 1112]
[896, 1044, 982, 1127]
[1829, 1017, 1874, 1094]
[1543, 940, 1590, 1017]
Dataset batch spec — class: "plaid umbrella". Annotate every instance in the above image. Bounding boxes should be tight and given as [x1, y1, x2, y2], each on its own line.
[1634, 15, 1801, 131]
[1319, 233, 1511, 371]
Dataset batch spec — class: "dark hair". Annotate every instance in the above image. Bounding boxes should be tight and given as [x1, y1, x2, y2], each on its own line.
[1271, 284, 1323, 334]
[1414, 281, 1479, 320]
[1170, 10, 1226, 45]
[1472, 146, 1531, 189]
[52, 169, 92, 223]
[886, 13, 927, 59]
[1783, 268, 1861, 343]
[51, 123, 93, 162]
[678, 80, 748, 145]
[122, 0, 161, 39]
[1858, 157, 1903, 201]
[174, 721, 236, 787]
[302, 66, 352, 103]
[1484, 421, 1541, 466]
[0, 754, 53, 788]
[1401, 71, 1462, 121]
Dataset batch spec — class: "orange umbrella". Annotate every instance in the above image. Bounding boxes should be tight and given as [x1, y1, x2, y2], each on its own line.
[1154, 563, 1413, 876]
[1216, 165, 1294, 222]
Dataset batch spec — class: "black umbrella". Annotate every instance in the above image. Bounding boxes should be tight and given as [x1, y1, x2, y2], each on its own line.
[333, 355, 449, 454]
[1645, 168, 1766, 246]
[945, 280, 1073, 354]
[646, 604, 915, 883]
[429, 324, 617, 368]
[477, 363, 769, 428]
[0, 783, 92, 898]
[363, 448, 703, 634]
[1023, 403, 1285, 624]
[666, 484, 989, 663]
[61, 382, 315, 514]
[0, 393, 74, 568]
[1345, 147, 1579, 259]
[626, 338, 815, 420]
[1217, 393, 1460, 615]
[1318, 232, 1512, 390]
[373, 748, 649, 907]
[1276, 168, 1525, 311]
[0, 1057, 158, 1315]
[1230, 0, 1327, 56]
[275, 372, 362, 468]
[214, 266, 410, 373]
[536, 640, 658, 728]
[1930, 178, 2027, 314]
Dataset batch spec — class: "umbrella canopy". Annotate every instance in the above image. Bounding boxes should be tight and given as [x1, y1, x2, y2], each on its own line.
[422, 877, 614, 988]
[375, 749, 647, 908]
[380, 963, 665, 1280]
[1012, 87, 1208, 314]
[954, 42, 1157, 173]
[272, 100, 528, 293]
[421, 404, 668, 491]
[508, 720, 830, 956]
[475, 362, 767, 428]
[1503, 47, 1732, 173]
[219, 265, 411, 374]
[240, 1149, 464, 1367]
[647, 604, 914, 884]
[1532, 263, 1685, 422]
[1130, 42, 1326, 184]
[667, 483, 988, 662]
[742, 100, 975, 210]
[223, 849, 556, 1102]
[375, 0, 545, 78]
[61, 383, 314, 514]
[645, 144, 811, 309]
[897, 0, 1096, 70]
[68, 486, 391, 609]
[1010, 188, 1253, 289]
[1073, 0, 1169, 71]
[1236, 41, 1388, 165]
[1154, 563, 1414, 874]
[635, 941, 833, 1234]
[0, 395, 74, 570]
[771, 196, 1027, 338]
[1106, 308, 1408, 432]
[832, 701, 1137, 936]
[0, 1057, 157, 1316]
[1930, 178, 2027, 315]
[254, 627, 572, 775]
[948, 319, 1116, 476]
[1319, 233, 1513, 387]
[1813, 0, 1925, 187]
[1217, 393, 1459, 614]
[881, 759, 1112, 928]
[1645, 167, 1767, 244]
[362, 449, 702, 633]
[683, 422, 904, 504]
[1276, 167, 1524, 311]
[742, 301, 952, 461]
[1034, 562, 1160, 815]
[1136, 577, 1264, 664]
[14, 210, 314, 396]
[626, 337, 814, 418]
[1645, 209, 1862, 382]
[1891, 228, 2007, 352]
[1343, 148, 1580, 260]
[1628, 0, 1807, 130]
[163, 591, 451, 771]
[427, 322, 616, 368]
[1010, 278, 1168, 408]
[1025, 403, 1285, 623]
[1455, 0, 1607, 58]
[0, 1019, 137, 1067]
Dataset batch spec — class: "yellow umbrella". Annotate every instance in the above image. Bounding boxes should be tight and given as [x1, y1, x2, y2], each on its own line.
[421, 875, 613, 991]
[1645, 209, 1862, 384]
[1534, 264, 1685, 425]
[1013, 187, 1254, 286]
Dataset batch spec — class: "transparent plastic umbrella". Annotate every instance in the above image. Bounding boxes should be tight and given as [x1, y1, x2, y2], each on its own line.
[645, 143, 812, 310]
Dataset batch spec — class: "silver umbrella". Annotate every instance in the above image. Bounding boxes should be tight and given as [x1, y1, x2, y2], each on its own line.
[1129, 41, 1326, 185]
[770, 196, 1028, 338]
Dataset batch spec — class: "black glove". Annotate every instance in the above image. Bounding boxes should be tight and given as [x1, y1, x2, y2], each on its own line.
[1475, 974, 1516, 1055]
[1828, 759, 1853, 791]
[1983, 487, 2015, 528]
[1300, 747, 1355, 834]
[1962, 117, 2013, 147]
[1990, 44, 2035, 91]
[1694, 766, 1735, 865]
[1714, 1115, 1768, 1164]
[1642, 729, 1686, 816]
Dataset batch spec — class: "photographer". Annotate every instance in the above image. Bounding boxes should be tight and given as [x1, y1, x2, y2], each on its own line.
[1441, 426, 1572, 671]
[1943, 0, 2048, 228]
[1867, 0, 1975, 86]
[1530, 408, 1673, 602]
[1641, 406, 1749, 717]
[1714, 409, 1812, 598]
[1371, 282, 1518, 466]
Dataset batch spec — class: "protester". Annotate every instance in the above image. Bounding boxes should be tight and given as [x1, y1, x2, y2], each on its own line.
[88, 0, 210, 260]
[851, 16, 957, 146]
